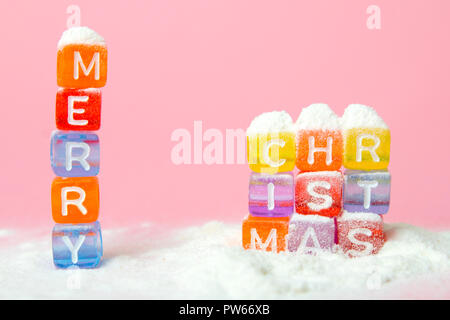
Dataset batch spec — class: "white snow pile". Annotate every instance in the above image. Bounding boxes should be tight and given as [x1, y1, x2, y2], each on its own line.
[0, 222, 449, 299]
[247, 111, 295, 135]
[295, 103, 341, 131]
[341, 104, 389, 129]
[58, 26, 106, 50]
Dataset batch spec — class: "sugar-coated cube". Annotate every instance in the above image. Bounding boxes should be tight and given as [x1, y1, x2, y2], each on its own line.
[52, 221, 103, 268]
[295, 103, 343, 171]
[344, 170, 391, 214]
[57, 27, 107, 88]
[242, 215, 290, 252]
[296, 129, 343, 171]
[247, 111, 296, 174]
[341, 104, 390, 170]
[288, 214, 336, 254]
[56, 88, 101, 131]
[51, 177, 99, 224]
[249, 172, 294, 217]
[51, 131, 100, 177]
[295, 171, 343, 217]
[337, 212, 385, 257]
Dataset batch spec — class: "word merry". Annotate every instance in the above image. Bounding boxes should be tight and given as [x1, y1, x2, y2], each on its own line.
[51, 26, 107, 268]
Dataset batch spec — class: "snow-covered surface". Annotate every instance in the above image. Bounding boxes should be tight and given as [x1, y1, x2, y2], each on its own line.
[341, 104, 389, 129]
[0, 222, 449, 299]
[340, 211, 383, 222]
[290, 214, 333, 223]
[247, 111, 295, 135]
[58, 26, 106, 50]
[295, 103, 341, 130]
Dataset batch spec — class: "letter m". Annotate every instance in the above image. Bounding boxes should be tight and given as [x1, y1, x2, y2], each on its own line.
[74, 51, 100, 80]
[250, 228, 277, 252]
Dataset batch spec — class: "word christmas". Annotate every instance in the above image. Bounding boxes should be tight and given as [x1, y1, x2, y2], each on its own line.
[242, 104, 391, 257]
[50, 26, 107, 268]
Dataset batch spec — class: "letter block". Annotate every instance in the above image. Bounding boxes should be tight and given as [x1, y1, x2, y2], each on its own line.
[288, 214, 336, 254]
[295, 171, 343, 217]
[343, 128, 390, 171]
[247, 132, 296, 174]
[56, 88, 101, 131]
[52, 221, 103, 268]
[337, 212, 385, 257]
[242, 215, 290, 252]
[249, 172, 294, 217]
[51, 177, 99, 224]
[296, 129, 343, 172]
[57, 27, 107, 88]
[344, 170, 391, 214]
[51, 131, 100, 177]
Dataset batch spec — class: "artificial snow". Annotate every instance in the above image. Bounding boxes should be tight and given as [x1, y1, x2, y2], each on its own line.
[295, 103, 341, 131]
[247, 111, 295, 135]
[58, 26, 106, 50]
[296, 171, 342, 178]
[0, 222, 449, 299]
[290, 214, 333, 224]
[341, 104, 389, 129]
[340, 211, 383, 222]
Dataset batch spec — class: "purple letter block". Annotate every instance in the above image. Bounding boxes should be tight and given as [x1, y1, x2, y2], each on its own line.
[288, 214, 336, 253]
[51, 131, 100, 177]
[249, 172, 294, 217]
[343, 170, 391, 214]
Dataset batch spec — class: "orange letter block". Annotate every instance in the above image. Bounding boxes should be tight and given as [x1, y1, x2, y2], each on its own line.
[51, 177, 99, 223]
[242, 215, 290, 252]
[57, 27, 107, 88]
[296, 129, 343, 172]
[295, 104, 343, 171]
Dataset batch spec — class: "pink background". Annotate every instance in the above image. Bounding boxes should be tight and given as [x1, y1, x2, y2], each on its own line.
[1, 1, 449, 229]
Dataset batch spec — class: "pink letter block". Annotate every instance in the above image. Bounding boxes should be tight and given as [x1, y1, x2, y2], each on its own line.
[337, 212, 385, 257]
[288, 214, 336, 254]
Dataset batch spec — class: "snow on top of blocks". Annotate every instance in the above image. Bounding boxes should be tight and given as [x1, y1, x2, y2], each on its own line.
[295, 103, 341, 131]
[341, 104, 388, 130]
[247, 111, 295, 135]
[339, 211, 383, 223]
[58, 26, 106, 50]
[297, 171, 342, 178]
[345, 169, 390, 177]
[290, 213, 333, 224]
[57, 87, 100, 93]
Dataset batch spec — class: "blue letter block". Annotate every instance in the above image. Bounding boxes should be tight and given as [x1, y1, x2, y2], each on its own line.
[343, 170, 391, 214]
[50, 131, 100, 177]
[52, 222, 103, 268]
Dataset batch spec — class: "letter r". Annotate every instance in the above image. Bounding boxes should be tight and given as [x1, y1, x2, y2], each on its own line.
[61, 186, 88, 216]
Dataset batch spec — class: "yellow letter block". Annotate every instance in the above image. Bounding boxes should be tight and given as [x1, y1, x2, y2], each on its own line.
[247, 132, 296, 174]
[343, 128, 390, 170]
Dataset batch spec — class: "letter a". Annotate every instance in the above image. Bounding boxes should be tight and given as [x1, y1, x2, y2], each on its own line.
[366, 5, 381, 30]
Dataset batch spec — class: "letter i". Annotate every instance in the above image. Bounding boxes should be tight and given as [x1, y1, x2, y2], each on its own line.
[52, 24, 107, 268]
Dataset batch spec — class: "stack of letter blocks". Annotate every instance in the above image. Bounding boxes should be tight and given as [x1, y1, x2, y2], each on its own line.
[50, 27, 107, 268]
[243, 104, 390, 257]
